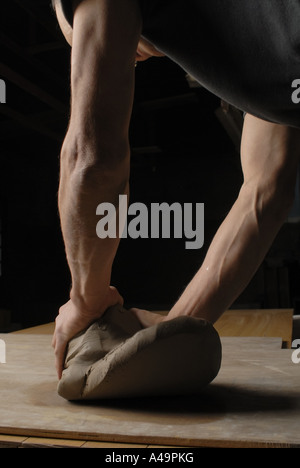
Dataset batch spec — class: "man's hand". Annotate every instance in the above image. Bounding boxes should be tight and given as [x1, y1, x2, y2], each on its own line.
[52, 286, 123, 379]
[136, 37, 165, 62]
[130, 308, 167, 328]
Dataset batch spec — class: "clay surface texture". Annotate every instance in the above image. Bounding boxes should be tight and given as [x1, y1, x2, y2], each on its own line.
[57, 306, 222, 400]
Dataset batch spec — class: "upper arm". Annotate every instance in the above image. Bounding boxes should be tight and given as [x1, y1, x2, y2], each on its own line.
[53, 0, 74, 46]
[241, 114, 300, 192]
[64, 0, 142, 149]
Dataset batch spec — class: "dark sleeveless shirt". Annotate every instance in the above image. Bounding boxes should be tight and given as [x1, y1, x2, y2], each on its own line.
[55, 0, 300, 127]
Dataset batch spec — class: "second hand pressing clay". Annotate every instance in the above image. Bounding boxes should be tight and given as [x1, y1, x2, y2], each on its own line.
[57, 305, 222, 400]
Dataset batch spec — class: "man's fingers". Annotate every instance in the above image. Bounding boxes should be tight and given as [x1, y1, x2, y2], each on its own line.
[118, 292, 124, 306]
[109, 286, 124, 306]
[52, 292, 124, 379]
[130, 308, 162, 328]
[137, 37, 165, 59]
[55, 350, 65, 380]
[51, 333, 56, 349]
[51, 333, 63, 379]
[136, 38, 165, 62]
[54, 335, 67, 380]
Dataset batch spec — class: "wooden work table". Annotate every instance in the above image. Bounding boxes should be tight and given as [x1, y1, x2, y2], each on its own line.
[0, 308, 299, 448]
[13, 307, 294, 345]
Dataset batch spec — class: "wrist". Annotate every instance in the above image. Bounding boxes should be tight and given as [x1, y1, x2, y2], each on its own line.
[70, 289, 109, 317]
[70, 284, 122, 318]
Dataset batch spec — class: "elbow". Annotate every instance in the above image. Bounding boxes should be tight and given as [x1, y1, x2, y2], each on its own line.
[241, 170, 297, 225]
[263, 172, 296, 221]
[60, 134, 130, 187]
[262, 187, 295, 223]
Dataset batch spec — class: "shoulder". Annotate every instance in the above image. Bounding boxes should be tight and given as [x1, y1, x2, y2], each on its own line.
[52, 0, 73, 46]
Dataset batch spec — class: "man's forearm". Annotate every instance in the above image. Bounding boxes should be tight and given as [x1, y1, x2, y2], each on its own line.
[58, 140, 130, 314]
[167, 182, 289, 324]
[56, 0, 139, 316]
[52, 0, 143, 377]
[168, 116, 300, 324]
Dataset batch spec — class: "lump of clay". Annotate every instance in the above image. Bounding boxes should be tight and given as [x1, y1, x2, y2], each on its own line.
[57, 305, 222, 400]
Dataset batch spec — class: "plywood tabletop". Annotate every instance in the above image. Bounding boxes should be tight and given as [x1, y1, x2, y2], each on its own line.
[215, 309, 293, 348]
[0, 309, 300, 448]
[0, 333, 299, 448]
[13, 308, 294, 348]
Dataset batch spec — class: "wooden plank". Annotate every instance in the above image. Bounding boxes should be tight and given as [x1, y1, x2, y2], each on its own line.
[147, 445, 187, 448]
[82, 441, 148, 448]
[13, 322, 55, 335]
[0, 32, 65, 89]
[22, 437, 84, 448]
[0, 434, 146, 449]
[0, 105, 61, 142]
[0, 434, 27, 448]
[0, 63, 67, 114]
[13, 0, 67, 42]
[215, 309, 293, 348]
[0, 334, 299, 448]
[221, 336, 283, 350]
[0, 109, 65, 141]
[14, 309, 293, 349]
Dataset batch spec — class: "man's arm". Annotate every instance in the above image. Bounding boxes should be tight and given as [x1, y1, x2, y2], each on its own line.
[133, 115, 300, 326]
[52, 0, 142, 378]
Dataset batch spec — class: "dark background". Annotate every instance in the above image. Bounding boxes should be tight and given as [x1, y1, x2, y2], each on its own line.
[0, 0, 300, 331]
